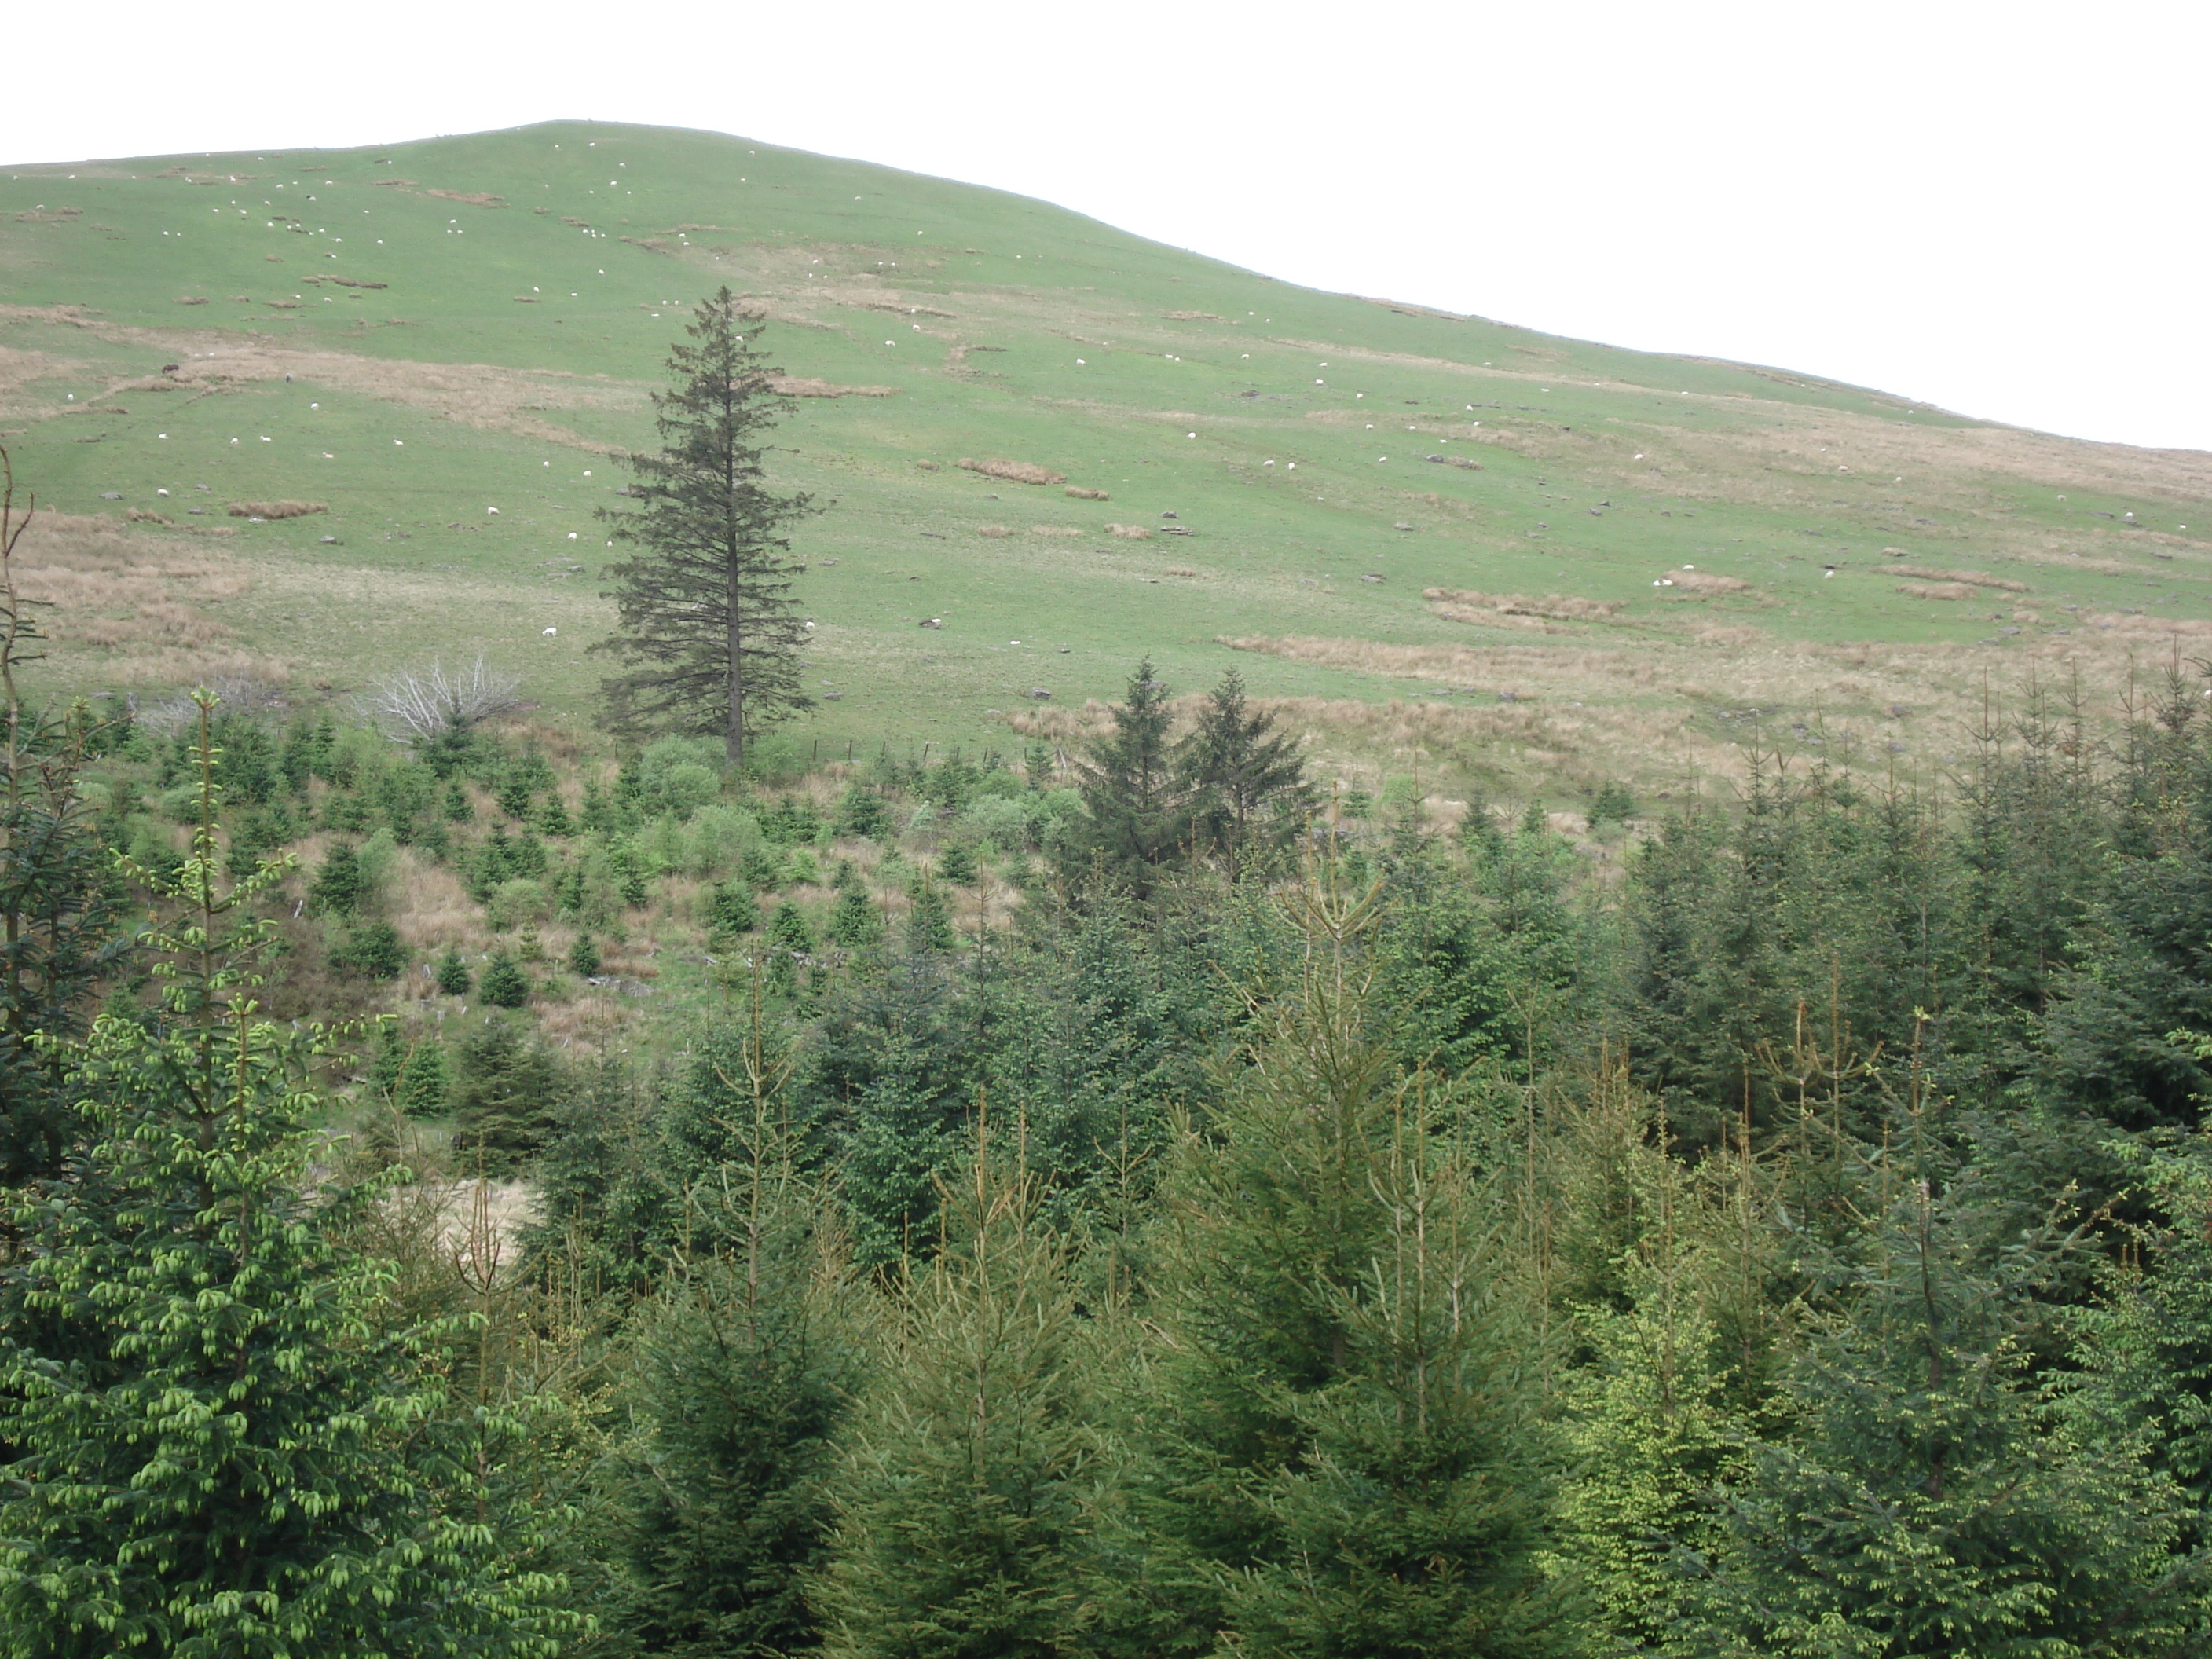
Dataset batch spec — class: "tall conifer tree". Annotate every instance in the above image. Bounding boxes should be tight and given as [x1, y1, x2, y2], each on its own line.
[1117, 883, 1575, 1657]
[597, 289, 818, 765]
[606, 985, 862, 1658]
[1177, 668, 1311, 881]
[815, 1122, 1094, 1658]
[1064, 659, 1183, 896]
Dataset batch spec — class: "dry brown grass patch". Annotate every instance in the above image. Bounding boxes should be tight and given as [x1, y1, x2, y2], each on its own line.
[226, 500, 324, 519]
[229, 500, 326, 520]
[88, 343, 642, 449]
[1899, 581, 1977, 601]
[1889, 563, 2030, 593]
[976, 524, 1011, 538]
[1426, 587, 1623, 622]
[1065, 486, 1109, 500]
[426, 189, 505, 207]
[8, 513, 283, 685]
[1105, 523, 1152, 540]
[1664, 571, 1750, 595]
[769, 376, 897, 398]
[1428, 602, 1556, 634]
[1029, 525, 1082, 538]
[958, 456, 1065, 486]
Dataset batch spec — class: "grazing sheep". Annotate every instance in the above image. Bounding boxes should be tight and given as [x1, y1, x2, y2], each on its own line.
[543, 626, 557, 636]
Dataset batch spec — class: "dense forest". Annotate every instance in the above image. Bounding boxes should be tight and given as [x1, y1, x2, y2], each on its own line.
[7, 589, 2212, 1650]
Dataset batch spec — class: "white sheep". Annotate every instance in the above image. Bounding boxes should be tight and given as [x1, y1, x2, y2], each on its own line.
[543, 626, 557, 637]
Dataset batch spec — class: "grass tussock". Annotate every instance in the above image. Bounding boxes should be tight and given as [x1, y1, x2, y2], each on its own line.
[1105, 523, 1152, 540]
[958, 456, 1065, 486]
[1029, 526, 1082, 539]
[976, 524, 1011, 539]
[229, 500, 327, 520]
[1899, 581, 1978, 601]
[1065, 486, 1109, 500]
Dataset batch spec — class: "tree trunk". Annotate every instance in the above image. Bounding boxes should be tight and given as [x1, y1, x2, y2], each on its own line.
[727, 533, 745, 768]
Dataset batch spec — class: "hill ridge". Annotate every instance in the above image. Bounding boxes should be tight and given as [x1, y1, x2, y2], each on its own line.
[2, 119, 2208, 800]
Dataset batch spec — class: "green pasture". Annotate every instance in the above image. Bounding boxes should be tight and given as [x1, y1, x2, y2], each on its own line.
[3, 120, 2207, 775]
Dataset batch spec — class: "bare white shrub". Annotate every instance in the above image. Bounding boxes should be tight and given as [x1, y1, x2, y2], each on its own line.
[357, 655, 522, 745]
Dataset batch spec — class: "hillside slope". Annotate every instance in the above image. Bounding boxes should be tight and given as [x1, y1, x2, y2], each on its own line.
[4, 120, 2209, 795]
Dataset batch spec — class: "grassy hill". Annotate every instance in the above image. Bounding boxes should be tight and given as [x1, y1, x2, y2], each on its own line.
[5, 119, 2210, 803]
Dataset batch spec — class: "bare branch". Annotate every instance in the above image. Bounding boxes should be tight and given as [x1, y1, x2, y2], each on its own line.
[356, 655, 522, 745]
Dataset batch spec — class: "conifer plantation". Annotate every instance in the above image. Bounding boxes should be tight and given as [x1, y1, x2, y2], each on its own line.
[7, 390, 2212, 1659]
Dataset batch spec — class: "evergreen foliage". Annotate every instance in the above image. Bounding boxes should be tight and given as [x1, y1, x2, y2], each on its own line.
[595, 289, 819, 764]
[768, 902, 815, 958]
[331, 918, 405, 980]
[836, 783, 892, 840]
[435, 946, 473, 997]
[0, 694, 577, 1657]
[308, 839, 365, 917]
[815, 1135, 1094, 1659]
[905, 873, 956, 954]
[1126, 885, 1574, 1657]
[1063, 659, 1184, 896]
[830, 888, 884, 950]
[12, 460, 2212, 1657]
[709, 878, 762, 939]
[450, 1015, 561, 1168]
[394, 1036, 451, 1118]
[479, 949, 532, 1009]
[0, 669, 130, 1180]
[569, 932, 602, 978]
[1689, 1089, 2200, 1657]
[604, 1048, 861, 1658]
[1179, 666, 1313, 880]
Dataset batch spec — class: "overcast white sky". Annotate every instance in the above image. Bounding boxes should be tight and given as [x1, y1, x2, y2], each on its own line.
[10, 1, 2207, 452]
